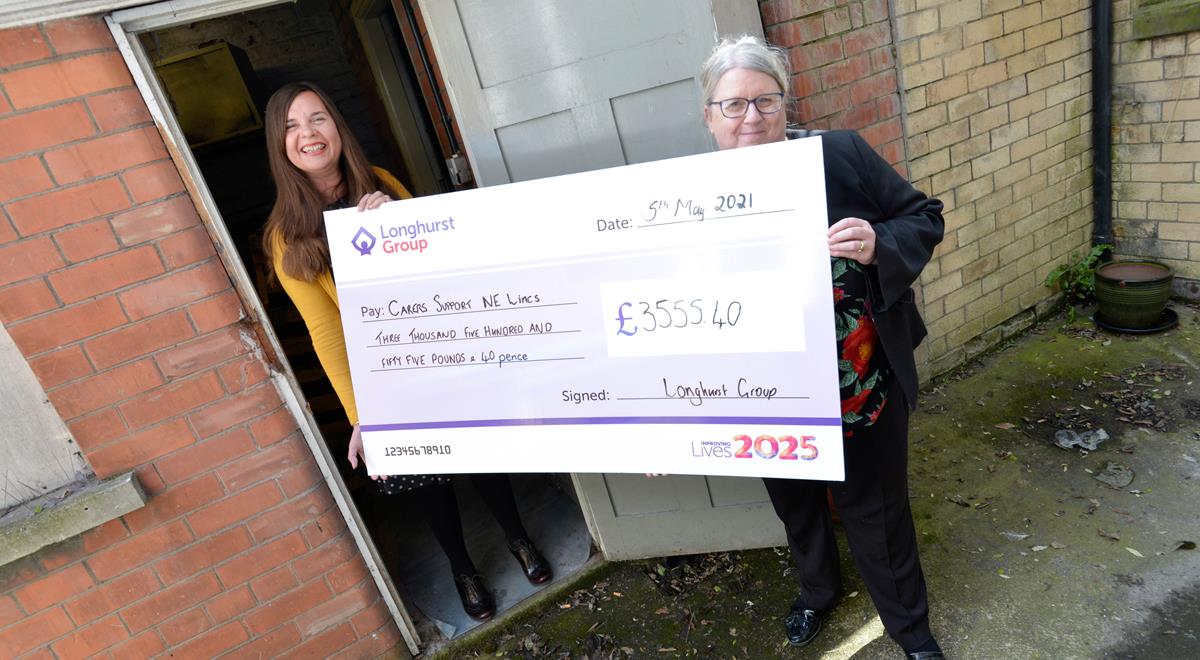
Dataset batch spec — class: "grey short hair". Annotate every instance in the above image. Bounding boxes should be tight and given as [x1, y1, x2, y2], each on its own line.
[699, 35, 789, 103]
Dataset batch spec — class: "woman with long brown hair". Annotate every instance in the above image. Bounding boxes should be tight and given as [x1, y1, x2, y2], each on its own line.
[263, 82, 551, 622]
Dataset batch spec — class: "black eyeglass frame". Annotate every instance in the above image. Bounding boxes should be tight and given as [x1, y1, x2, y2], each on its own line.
[706, 92, 785, 119]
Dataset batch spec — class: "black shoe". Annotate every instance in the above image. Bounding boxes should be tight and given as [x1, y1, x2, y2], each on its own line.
[508, 538, 552, 584]
[907, 653, 945, 660]
[453, 573, 495, 621]
[784, 607, 823, 647]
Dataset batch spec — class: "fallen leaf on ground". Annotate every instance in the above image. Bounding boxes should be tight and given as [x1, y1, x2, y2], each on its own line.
[1173, 541, 1196, 551]
[654, 607, 670, 615]
[1094, 462, 1135, 489]
[995, 422, 1016, 430]
[1098, 528, 1121, 541]
[1126, 547, 1144, 558]
[946, 495, 970, 507]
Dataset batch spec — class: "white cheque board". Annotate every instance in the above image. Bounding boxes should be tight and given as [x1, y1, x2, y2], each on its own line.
[327, 137, 844, 480]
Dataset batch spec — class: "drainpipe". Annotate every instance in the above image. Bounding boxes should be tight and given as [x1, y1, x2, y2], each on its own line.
[1091, 0, 1113, 253]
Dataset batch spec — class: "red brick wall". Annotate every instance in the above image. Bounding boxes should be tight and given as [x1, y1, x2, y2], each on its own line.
[0, 17, 399, 658]
[760, 0, 907, 171]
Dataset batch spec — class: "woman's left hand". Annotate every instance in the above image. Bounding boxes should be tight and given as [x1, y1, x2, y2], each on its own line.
[356, 190, 391, 211]
[828, 217, 877, 265]
[348, 424, 385, 480]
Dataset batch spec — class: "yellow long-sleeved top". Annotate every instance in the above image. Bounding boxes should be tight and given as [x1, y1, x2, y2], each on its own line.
[271, 167, 412, 425]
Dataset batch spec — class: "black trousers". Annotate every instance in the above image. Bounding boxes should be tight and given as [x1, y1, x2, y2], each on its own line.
[406, 475, 530, 577]
[762, 383, 932, 650]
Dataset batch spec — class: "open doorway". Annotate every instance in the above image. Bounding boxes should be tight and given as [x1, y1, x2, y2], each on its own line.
[131, 0, 593, 645]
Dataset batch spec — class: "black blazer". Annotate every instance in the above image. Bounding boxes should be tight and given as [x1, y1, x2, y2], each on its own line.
[790, 129, 945, 411]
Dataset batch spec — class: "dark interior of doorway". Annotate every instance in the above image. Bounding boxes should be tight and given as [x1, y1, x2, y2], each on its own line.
[140, 0, 592, 643]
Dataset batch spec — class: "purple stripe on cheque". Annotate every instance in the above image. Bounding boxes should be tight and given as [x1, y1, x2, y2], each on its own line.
[361, 416, 843, 432]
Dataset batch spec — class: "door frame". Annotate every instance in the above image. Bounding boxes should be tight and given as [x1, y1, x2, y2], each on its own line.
[105, 0, 423, 654]
[349, 0, 449, 196]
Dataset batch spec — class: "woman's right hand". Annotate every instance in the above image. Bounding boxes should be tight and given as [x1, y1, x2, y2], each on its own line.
[347, 424, 383, 480]
[356, 190, 391, 211]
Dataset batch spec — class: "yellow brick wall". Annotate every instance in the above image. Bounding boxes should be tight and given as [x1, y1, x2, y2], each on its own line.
[891, 0, 1095, 374]
[1111, 2, 1200, 290]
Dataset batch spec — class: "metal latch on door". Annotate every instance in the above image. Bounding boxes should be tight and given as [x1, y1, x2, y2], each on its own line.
[446, 152, 473, 186]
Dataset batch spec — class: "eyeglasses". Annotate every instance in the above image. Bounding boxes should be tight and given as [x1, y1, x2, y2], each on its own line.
[707, 92, 785, 119]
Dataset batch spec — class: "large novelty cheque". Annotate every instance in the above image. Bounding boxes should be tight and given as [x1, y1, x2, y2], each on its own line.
[327, 137, 844, 480]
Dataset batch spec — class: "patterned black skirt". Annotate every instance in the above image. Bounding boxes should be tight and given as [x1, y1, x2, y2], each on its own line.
[374, 473, 452, 495]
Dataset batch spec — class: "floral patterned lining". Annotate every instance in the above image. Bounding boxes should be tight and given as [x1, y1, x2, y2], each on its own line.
[832, 258, 891, 433]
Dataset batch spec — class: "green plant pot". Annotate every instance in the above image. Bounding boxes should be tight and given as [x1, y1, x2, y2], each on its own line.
[1094, 259, 1173, 330]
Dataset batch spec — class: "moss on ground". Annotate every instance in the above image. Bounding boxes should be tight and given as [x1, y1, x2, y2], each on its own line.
[444, 304, 1200, 659]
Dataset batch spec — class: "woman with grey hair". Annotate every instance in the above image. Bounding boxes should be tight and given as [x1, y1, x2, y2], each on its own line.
[699, 35, 946, 659]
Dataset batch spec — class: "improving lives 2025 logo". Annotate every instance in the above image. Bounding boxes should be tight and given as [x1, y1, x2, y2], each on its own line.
[692, 435, 819, 460]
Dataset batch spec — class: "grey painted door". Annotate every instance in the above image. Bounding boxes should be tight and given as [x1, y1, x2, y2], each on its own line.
[417, 0, 785, 559]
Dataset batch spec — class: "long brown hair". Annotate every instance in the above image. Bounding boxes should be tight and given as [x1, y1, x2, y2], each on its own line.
[262, 82, 398, 282]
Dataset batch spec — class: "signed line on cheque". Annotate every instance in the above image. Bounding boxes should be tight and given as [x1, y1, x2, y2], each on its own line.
[616, 396, 810, 401]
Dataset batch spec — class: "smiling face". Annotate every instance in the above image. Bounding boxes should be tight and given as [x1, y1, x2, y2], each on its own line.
[284, 90, 343, 182]
[703, 68, 787, 151]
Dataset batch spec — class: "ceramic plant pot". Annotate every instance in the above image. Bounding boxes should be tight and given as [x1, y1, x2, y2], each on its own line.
[1094, 259, 1173, 330]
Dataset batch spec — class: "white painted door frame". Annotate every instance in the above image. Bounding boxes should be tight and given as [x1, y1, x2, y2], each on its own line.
[104, 0, 422, 654]
[349, 0, 449, 196]
[0, 0, 149, 28]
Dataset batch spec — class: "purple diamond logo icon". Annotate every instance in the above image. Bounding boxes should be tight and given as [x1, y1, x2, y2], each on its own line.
[352, 227, 376, 256]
